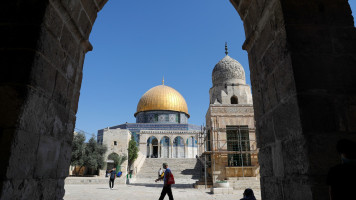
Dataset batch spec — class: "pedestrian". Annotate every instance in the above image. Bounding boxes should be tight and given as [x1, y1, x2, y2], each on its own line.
[327, 139, 356, 200]
[109, 168, 116, 189]
[155, 163, 174, 200]
[158, 168, 163, 179]
[240, 188, 256, 200]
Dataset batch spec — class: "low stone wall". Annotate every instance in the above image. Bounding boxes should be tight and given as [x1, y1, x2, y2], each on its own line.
[65, 177, 126, 185]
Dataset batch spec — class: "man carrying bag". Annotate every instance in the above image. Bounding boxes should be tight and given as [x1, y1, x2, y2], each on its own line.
[155, 163, 175, 200]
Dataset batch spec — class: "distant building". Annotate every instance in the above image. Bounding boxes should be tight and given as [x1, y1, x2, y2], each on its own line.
[204, 45, 258, 184]
[97, 80, 201, 175]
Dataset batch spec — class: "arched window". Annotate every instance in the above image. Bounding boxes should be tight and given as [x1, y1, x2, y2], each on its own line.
[231, 95, 238, 104]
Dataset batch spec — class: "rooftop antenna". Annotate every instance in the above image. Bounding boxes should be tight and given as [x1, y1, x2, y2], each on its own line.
[225, 42, 228, 55]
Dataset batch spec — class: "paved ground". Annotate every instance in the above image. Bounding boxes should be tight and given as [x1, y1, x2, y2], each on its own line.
[64, 183, 261, 200]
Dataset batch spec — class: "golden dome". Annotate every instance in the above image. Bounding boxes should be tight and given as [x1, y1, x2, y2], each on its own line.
[135, 84, 189, 117]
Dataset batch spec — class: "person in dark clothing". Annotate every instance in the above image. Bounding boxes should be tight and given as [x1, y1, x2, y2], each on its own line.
[327, 139, 356, 200]
[155, 163, 174, 200]
[109, 168, 116, 189]
[240, 188, 256, 200]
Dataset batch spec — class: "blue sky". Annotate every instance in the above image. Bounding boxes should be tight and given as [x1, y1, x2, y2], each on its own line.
[75, 1, 356, 136]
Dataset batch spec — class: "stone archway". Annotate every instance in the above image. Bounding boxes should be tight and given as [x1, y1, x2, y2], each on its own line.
[186, 136, 197, 158]
[1, 0, 356, 199]
[160, 136, 170, 158]
[146, 136, 158, 158]
[173, 136, 185, 158]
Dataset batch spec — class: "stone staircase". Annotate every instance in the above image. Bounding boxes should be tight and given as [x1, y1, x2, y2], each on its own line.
[131, 158, 201, 187]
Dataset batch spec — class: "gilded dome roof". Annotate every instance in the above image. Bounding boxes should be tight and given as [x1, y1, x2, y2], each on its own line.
[135, 85, 189, 117]
[212, 55, 245, 86]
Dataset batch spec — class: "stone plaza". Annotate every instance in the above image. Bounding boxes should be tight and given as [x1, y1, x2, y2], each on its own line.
[64, 182, 261, 200]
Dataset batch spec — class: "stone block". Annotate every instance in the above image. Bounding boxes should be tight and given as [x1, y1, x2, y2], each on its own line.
[281, 176, 313, 200]
[271, 140, 284, 177]
[0, 179, 41, 200]
[38, 178, 59, 199]
[56, 142, 72, 178]
[60, 0, 83, 22]
[63, 58, 77, 84]
[37, 26, 67, 70]
[60, 26, 80, 60]
[31, 53, 57, 96]
[70, 91, 81, 114]
[18, 89, 51, 136]
[282, 137, 309, 176]
[78, 10, 93, 39]
[261, 74, 279, 112]
[273, 59, 296, 102]
[53, 71, 70, 107]
[47, 101, 71, 140]
[34, 136, 61, 178]
[255, 112, 275, 147]
[44, 4, 64, 38]
[260, 177, 284, 200]
[6, 130, 39, 179]
[272, 96, 302, 141]
[258, 146, 273, 177]
[80, 0, 98, 24]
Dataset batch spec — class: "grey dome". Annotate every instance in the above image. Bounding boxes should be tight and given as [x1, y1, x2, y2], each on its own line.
[212, 55, 245, 86]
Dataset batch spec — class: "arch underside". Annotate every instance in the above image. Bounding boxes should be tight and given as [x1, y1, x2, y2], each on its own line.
[0, 0, 355, 199]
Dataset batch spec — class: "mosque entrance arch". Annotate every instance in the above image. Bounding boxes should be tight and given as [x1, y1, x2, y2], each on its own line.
[173, 136, 185, 158]
[1, 0, 356, 199]
[147, 136, 158, 158]
[160, 136, 170, 158]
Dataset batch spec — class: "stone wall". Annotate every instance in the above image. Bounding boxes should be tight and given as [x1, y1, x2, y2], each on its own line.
[230, 0, 356, 199]
[206, 104, 257, 181]
[0, 0, 108, 199]
[210, 84, 253, 104]
[100, 128, 130, 182]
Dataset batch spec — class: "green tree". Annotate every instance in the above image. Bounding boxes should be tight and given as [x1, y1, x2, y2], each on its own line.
[108, 152, 127, 171]
[128, 137, 139, 169]
[83, 135, 107, 171]
[71, 132, 86, 175]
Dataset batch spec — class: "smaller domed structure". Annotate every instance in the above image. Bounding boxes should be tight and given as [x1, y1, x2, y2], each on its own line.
[209, 44, 252, 105]
[212, 55, 246, 86]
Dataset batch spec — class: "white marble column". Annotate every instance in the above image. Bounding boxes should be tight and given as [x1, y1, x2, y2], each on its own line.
[149, 144, 152, 158]
[158, 143, 161, 158]
[170, 144, 173, 158]
[184, 144, 188, 158]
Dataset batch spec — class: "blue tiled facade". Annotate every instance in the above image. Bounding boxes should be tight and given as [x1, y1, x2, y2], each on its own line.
[135, 111, 189, 124]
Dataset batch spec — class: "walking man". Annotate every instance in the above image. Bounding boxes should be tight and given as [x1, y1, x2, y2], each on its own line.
[155, 163, 174, 200]
[109, 168, 116, 189]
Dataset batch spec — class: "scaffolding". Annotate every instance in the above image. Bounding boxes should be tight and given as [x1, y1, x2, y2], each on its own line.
[197, 126, 259, 188]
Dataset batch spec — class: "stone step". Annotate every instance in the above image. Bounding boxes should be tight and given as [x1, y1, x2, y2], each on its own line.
[132, 158, 201, 185]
